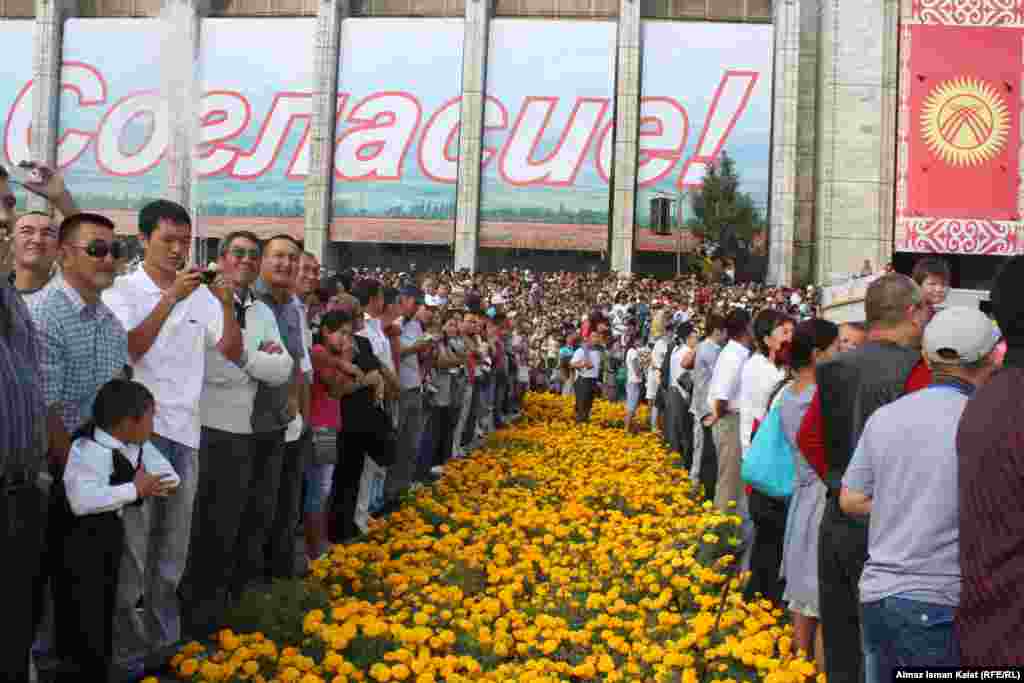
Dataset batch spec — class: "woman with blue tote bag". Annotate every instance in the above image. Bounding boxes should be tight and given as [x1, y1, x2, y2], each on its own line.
[739, 310, 794, 605]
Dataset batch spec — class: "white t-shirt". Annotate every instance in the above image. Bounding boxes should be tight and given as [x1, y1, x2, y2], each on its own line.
[670, 345, 693, 389]
[706, 339, 751, 417]
[738, 352, 786, 453]
[102, 268, 223, 449]
[626, 347, 642, 384]
[647, 338, 669, 399]
[359, 315, 394, 372]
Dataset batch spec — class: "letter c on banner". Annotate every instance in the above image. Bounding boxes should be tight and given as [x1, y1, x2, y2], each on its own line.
[196, 90, 252, 177]
[56, 62, 110, 170]
[418, 96, 460, 184]
[95, 90, 168, 177]
[4, 80, 33, 168]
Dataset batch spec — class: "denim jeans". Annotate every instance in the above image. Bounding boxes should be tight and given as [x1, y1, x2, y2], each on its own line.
[862, 596, 959, 683]
[115, 434, 198, 670]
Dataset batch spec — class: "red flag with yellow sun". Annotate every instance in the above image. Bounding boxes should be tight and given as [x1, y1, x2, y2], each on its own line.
[908, 25, 1020, 221]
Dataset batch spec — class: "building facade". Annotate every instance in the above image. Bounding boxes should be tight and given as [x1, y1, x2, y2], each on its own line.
[1, 0, 1017, 287]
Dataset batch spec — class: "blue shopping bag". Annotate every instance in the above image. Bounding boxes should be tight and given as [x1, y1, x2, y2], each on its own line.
[741, 403, 795, 499]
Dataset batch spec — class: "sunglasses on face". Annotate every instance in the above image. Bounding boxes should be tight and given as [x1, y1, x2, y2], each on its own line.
[70, 240, 125, 260]
[227, 247, 260, 260]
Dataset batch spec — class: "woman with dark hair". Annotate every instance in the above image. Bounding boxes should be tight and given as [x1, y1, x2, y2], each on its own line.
[431, 311, 467, 471]
[740, 308, 794, 605]
[304, 310, 362, 559]
[780, 318, 839, 671]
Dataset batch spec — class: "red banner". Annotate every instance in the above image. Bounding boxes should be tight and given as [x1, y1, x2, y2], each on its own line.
[907, 25, 1021, 221]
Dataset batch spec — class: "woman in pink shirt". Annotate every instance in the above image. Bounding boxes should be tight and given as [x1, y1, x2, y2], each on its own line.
[305, 311, 360, 560]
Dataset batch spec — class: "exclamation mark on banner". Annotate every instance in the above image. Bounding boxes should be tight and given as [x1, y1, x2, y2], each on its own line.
[677, 70, 760, 190]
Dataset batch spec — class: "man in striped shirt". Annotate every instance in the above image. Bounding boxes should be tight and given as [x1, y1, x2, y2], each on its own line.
[0, 166, 49, 682]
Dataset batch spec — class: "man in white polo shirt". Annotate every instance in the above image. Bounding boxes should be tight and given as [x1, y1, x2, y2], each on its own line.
[704, 308, 753, 512]
[571, 331, 603, 423]
[102, 200, 242, 676]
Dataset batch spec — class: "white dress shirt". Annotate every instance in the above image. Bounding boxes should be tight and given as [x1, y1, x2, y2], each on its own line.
[647, 338, 669, 400]
[572, 346, 602, 380]
[64, 428, 180, 517]
[359, 315, 394, 372]
[103, 269, 223, 449]
[738, 352, 786, 453]
[626, 347, 642, 384]
[398, 317, 424, 390]
[706, 339, 751, 416]
[670, 345, 694, 392]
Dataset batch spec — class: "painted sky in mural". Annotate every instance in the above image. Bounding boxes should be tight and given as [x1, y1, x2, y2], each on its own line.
[637, 21, 773, 238]
[330, 18, 464, 245]
[1, 18, 772, 250]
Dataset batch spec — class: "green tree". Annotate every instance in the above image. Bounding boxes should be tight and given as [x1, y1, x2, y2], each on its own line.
[690, 150, 761, 245]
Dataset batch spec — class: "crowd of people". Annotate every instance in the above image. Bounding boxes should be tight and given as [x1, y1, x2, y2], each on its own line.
[1, 159, 1022, 683]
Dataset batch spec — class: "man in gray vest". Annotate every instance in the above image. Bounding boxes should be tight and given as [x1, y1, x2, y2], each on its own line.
[814, 273, 929, 683]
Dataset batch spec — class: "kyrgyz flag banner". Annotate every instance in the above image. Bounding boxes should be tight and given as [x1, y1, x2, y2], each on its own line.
[907, 25, 1021, 221]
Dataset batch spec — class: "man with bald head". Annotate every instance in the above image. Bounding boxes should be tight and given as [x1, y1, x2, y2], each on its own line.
[799, 273, 931, 683]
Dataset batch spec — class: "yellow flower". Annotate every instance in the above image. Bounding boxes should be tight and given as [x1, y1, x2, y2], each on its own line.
[370, 663, 392, 682]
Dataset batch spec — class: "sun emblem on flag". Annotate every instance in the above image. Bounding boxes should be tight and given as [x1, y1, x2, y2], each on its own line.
[920, 77, 1010, 167]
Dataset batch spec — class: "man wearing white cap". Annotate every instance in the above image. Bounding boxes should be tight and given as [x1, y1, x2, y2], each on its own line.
[840, 307, 1001, 683]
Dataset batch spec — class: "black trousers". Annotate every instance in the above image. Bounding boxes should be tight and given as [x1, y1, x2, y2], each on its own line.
[235, 429, 285, 594]
[698, 424, 718, 501]
[432, 404, 455, 469]
[575, 378, 597, 423]
[55, 511, 123, 682]
[329, 430, 390, 543]
[0, 480, 44, 683]
[744, 489, 788, 605]
[819, 496, 869, 683]
[266, 430, 311, 581]
[461, 385, 480, 447]
[667, 390, 694, 466]
[182, 427, 253, 637]
[494, 371, 508, 427]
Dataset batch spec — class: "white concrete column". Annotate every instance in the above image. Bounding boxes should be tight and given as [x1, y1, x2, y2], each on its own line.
[160, 0, 204, 215]
[452, 0, 490, 273]
[608, 0, 640, 274]
[766, 0, 800, 286]
[814, 0, 900, 283]
[304, 0, 348, 269]
[28, 0, 75, 213]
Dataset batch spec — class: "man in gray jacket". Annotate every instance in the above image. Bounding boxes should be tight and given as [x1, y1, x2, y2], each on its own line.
[690, 313, 726, 500]
[181, 230, 294, 638]
[243, 235, 309, 589]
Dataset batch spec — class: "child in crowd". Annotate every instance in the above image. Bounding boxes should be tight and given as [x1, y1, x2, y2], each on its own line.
[52, 379, 179, 681]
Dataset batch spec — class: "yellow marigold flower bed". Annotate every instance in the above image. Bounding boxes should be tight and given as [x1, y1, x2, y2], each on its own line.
[176, 394, 817, 683]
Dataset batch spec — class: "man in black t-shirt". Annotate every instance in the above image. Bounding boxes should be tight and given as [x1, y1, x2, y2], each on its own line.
[329, 295, 391, 542]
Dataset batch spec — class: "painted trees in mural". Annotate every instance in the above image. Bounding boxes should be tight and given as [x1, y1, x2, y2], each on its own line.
[690, 151, 762, 246]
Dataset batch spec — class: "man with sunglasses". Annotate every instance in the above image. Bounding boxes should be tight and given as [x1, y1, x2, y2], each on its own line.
[24, 213, 130, 678]
[181, 230, 294, 639]
[101, 200, 242, 679]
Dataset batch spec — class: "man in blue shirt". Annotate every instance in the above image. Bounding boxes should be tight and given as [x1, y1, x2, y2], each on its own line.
[841, 307, 1000, 683]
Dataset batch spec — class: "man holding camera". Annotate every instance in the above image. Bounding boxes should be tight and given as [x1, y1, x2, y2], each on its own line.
[102, 199, 242, 677]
